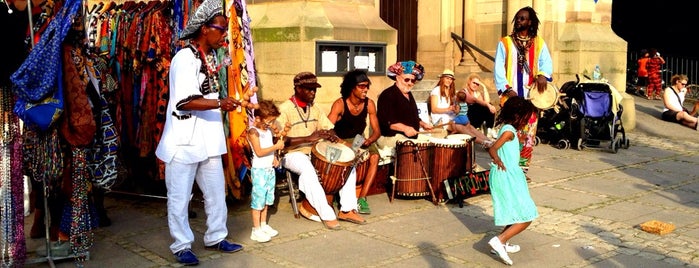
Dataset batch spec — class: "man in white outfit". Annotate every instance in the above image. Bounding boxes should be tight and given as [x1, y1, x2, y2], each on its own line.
[155, 0, 243, 264]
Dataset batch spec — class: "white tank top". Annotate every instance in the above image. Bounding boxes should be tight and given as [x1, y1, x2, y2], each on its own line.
[249, 126, 275, 168]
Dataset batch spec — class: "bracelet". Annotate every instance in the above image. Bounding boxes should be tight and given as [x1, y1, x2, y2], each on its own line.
[217, 99, 221, 108]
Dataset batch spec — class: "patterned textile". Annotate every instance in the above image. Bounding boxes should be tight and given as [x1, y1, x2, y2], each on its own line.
[60, 42, 97, 147]
[180, 0, 223, 40]
[10, 0, 81, 102]
[14, 79, 64, 131]
[494, 35, 552, 96]
[386, 61, 424, 81]
[87, 94, 120, 190]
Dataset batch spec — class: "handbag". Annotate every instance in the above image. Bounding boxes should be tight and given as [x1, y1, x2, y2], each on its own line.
[13, 68, 65, 131]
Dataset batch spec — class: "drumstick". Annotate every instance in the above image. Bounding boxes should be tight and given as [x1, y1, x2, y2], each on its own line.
[433, 122, 451, 129]
[416, 122, 451, 135]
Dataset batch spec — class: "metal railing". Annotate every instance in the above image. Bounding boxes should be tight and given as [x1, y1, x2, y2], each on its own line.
[627, 52, 699, 86]
[451, 32, 494, 64]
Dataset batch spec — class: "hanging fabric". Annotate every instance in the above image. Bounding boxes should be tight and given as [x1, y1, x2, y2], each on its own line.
[221, 0, 258, 199]
[11, 0, 82, 130]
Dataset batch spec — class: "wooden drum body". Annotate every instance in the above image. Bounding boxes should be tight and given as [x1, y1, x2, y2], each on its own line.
[430, 137, 469, 201]
[310, 141, 355, 195]
[446, 134, 475, 173]
[353, 149, 370, 187]
[393, 139, 433, 197]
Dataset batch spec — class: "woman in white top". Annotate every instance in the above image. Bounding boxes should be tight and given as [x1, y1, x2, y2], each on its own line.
[661, 74, 698, 130]
[429, 69, 492, 145]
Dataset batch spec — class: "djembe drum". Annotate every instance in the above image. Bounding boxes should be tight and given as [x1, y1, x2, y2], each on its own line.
[429, 137, 469, 202]
[301, 140, 357, 218]
[391, 139, 437, 204]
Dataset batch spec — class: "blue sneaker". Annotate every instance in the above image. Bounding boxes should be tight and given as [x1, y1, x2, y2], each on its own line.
[173, 249, 199, 266]
[205, 240, 243, 253]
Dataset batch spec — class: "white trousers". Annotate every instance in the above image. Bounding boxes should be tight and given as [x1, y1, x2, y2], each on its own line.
[165, 156, 228, 253]
[283, 152, 357, 220]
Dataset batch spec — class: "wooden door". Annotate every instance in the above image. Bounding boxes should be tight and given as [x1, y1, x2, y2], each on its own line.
[379, 0, 418, 62]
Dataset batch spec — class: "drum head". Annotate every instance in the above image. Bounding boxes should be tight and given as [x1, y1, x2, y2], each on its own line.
[446, 134, 474, 142]
[429, 137, 466, 146]
[314, 141, 355, 163]
[528, 83, 559, 110]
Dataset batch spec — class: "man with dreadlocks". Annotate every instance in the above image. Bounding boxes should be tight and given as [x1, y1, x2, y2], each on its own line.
[493, 6, 552, 182]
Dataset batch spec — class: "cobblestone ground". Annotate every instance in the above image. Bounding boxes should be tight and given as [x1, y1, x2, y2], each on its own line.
[24, 131, 699, 268]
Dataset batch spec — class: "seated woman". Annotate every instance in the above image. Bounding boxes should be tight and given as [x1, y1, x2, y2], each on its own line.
[661, 74, 698, 130]
[463, 73, 497, 137]
[429, 69, 492, 146]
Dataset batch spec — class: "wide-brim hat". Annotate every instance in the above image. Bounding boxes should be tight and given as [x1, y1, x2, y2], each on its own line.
[180, 0, 223, 40]
[387, 61, 425, 81]
[294, 72, 322, 88]
[439, 69, 455, 79]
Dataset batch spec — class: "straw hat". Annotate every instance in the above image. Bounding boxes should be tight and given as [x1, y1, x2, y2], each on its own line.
[439, 69, 455, 79]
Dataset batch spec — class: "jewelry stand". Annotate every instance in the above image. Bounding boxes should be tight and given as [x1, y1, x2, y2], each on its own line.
[24, 179, 88, 267]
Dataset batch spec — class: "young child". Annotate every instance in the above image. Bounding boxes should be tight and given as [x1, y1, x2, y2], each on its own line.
[452, 90, 470, 127]
[486, 96, 540, 266]
[246, 100, 285, 243]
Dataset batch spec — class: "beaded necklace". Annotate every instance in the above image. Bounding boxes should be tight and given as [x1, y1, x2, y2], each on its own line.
[188, 43, 221, 94]
[0, 86, 24, 266]
[69, 148, 94, 264]
[291, 96, 311, 128]
[512, 33, 533, 74]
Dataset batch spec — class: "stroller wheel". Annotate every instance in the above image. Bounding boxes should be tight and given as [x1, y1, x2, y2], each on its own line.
[610, 139, 619, 154]
[575, 138, 583, 150]
[557, 139, 570, 150]
[623, 138, 630, 149]
[534, 136, 541, 146]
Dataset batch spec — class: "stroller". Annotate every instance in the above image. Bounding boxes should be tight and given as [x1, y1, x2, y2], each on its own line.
[531, 83, 574, 149]
[566, 79, 630, 153]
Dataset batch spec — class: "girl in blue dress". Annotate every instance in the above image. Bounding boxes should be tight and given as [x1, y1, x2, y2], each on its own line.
[487, 96, 539, 266]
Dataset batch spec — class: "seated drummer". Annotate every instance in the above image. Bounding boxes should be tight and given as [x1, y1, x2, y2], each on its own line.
[376, 61, 434, 151]
[277, 71, 366, 230]
[327, 69, 381, 215]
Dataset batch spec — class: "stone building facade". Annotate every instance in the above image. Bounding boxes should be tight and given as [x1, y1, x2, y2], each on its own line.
[246, 0, 635, 129]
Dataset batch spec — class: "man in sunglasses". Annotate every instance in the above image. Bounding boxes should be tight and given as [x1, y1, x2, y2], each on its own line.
[376, 61, 434, 152]
[493, 6, 553, 181]
[327, 69, 382, 215]
[156, 0, 243, 264]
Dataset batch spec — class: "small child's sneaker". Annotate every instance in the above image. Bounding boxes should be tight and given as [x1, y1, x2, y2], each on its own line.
[260, 224, 279, 237]
[250, 227, 271, 243]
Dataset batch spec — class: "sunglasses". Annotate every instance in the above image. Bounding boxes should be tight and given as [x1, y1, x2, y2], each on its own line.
[207, 24, 228, 32]
[403, 78, 417, 83]
[471, 81, 480, 86]
[681, 82, 688, 86]
[356, 83, 371, 89]
[262, 119, 275, 127]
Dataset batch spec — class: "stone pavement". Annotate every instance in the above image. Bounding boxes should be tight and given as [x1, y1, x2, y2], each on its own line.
[23, 95, 699, 267]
